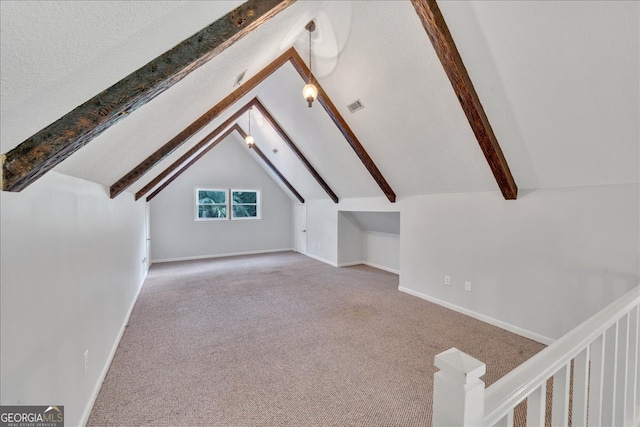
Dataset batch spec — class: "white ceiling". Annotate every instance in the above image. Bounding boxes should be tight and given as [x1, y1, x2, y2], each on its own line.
[440, 1, 639, 189]
[341, 211, 400, 234]
[1, 1, 638, 203]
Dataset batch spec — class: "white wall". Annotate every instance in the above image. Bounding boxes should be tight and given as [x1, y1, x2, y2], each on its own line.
[363, 231, 400, 273]
[0, 171, 147, 427]
[337, 212, 363, 265]
[306, 198, 339, 264]
[150, 135, 294, 262]
[305, 184, 639, 342]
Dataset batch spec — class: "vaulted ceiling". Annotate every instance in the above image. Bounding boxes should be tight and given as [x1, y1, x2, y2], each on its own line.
[1, 1, 638, 203]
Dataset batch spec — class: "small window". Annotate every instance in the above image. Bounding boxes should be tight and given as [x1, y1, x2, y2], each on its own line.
[231, 190, 261, 220]
[196, 188, 228, 220]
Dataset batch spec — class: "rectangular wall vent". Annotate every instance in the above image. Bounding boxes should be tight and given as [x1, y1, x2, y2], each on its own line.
[347, 99, 364, 113]
[233, 69, 247, 87]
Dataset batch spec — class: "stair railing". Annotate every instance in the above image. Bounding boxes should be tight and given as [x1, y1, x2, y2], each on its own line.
[432, 285, 640, 427]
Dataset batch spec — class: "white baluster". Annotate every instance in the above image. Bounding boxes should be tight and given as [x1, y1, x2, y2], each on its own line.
[602, 322, 619, 426]
[572, 347, 590, 426]
[588, 334, 605, 426]
[626, 304, 639, 426]
[551, 362, 570, 426]
[433, 348, 486, 427]
[615, 313, 629, 424]
[526, 383, 546, 426]
[479, 287, 638, 427]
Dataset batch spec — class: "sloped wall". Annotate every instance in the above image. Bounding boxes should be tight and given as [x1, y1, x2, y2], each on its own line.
[149, 135, 294, 262]
[305, 184, 639, 342]
[0, 171, 147, 427]
[337, 211, 400, 273]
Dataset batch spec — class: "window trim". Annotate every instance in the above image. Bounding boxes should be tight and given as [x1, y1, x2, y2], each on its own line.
[195, 188, 229, 221]
[230, 189, 261, 220]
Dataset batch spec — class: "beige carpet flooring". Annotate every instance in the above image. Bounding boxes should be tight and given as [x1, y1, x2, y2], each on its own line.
[87, 251, 545, 426]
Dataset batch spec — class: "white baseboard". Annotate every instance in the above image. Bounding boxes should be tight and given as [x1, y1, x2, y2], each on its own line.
[336, 261, 362, 268]
[362, 262, 399, 275]
[398, 286, 554, 345]
[80, 273, 146, 426]
[304, 252, 338, 267]
[152, 248, 294, 264]
[336, 261, 399, 275]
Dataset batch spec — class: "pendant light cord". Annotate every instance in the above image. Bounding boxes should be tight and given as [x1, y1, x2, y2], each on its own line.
[308, 29, 312, 84]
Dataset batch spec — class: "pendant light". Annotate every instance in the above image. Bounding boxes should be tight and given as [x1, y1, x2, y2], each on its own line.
[245, 107, 255, 147]
[302, 21, 318, 108]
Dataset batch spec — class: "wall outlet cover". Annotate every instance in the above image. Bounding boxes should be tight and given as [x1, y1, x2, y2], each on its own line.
[465, 281, 472, 292]
[445, 276, 451, 286]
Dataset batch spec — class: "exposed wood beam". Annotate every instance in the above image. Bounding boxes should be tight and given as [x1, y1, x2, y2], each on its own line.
[2, 0, 295, 194]
[236, 127, 305, 204]
[252, 99, 338, 203]
[113, 47, 394, 203]
[146, 126, 240, 202]
[288, 50, 397, 203]
[146, 125, 305, 204]
[135, 105, 252, 200]
[136, 97, 332, 202]
[410, 0, 518, 200]
[112, 47, 298, 199]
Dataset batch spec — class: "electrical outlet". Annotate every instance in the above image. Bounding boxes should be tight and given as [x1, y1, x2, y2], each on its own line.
[444, 276, 451, 286]
[465, 281, 472, 292]
[84, 350, 89, 373]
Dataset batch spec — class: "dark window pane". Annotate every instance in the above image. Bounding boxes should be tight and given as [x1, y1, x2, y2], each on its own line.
[232, 191, 257, 204]
[233, 205, 257, 218]
[199, 205, 226, 218]
[199, 190, 226, 204]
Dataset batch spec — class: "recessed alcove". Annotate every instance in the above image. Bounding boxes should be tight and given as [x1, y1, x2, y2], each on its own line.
[337, 211, 400, 274]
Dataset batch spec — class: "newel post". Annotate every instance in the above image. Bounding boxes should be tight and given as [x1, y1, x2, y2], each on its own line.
[433, 347, 486, 427]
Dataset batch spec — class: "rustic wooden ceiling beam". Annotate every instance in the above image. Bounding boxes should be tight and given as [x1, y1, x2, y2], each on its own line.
[288, 50, 397, 203]
[140, 97, 325, 204]
[410, 0, 518, 200]
[2, 0, 295, 193]
[146, 125, 240, 202]
[236, 127, 305, 204]
[135, 105, 252, 200]
[114, 46, 393, 202]
[112, 47, 298, 198]
[252, 99, 338, 203]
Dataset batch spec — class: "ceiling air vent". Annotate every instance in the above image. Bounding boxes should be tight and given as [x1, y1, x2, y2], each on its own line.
[233, 69, 247, 87]
[347, 99, 364, 113]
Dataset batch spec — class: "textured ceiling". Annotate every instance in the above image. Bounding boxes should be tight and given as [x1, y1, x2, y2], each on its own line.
[1, 1, 638, 203]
